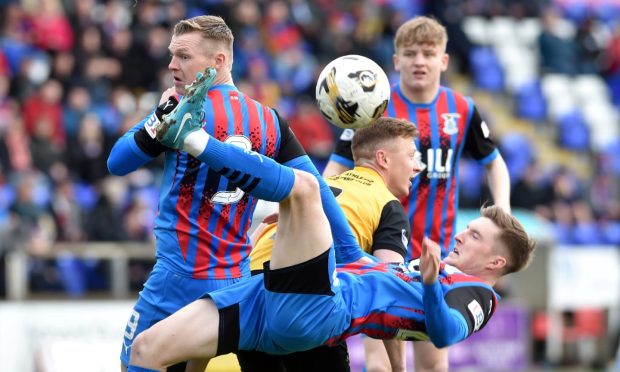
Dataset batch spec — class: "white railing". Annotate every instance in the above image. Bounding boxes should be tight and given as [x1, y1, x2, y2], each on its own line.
[5, 242, 155, 300]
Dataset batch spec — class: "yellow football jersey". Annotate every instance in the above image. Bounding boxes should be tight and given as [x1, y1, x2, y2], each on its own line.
[249, 167, 410, 272]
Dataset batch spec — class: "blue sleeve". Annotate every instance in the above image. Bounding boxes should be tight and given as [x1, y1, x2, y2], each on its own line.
[284, 155, 366, 263]
[107, 118, 157, 176]
[423, 281, 470, 348]
[328, 153, 355, 169]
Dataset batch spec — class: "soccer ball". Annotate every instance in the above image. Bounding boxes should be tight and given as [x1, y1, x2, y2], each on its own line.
[315, 55, 390, 129]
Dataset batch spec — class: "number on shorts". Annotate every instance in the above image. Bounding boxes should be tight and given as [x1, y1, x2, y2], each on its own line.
[124, 310, 140, 340]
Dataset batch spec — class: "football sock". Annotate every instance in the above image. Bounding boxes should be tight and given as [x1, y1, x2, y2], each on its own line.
[186, 130, 295, 202]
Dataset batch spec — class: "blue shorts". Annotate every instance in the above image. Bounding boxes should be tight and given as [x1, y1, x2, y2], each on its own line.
[207, 249, 351, 355]
[120, 262, 242, 366]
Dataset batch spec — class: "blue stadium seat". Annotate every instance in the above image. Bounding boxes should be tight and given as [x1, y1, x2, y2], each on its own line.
[514, 80, 547, 122]
[559, 3, 590, 23]
[500, 133, 533, 183]
[601, 222, 620, 245]
[74, 183, 99, 211]
[552, 222, 575, 245]
[572, 222, 603, 245]
[469, 47, 504, 92]
[593, 4, 620, 26]
[555, 110, 590, 152]
[606, 72, 620, 108]
[56, 253, 87, 297]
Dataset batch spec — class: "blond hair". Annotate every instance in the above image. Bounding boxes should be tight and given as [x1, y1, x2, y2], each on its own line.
[481, 205, 536, 275]
[173, 15, 234, 53]
[352, 117, 418, 162]
[394, 16, 448, 51]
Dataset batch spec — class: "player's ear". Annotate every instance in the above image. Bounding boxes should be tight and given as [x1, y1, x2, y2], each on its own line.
[487, 255, 506, 271]
[441, 53, 450, 72]
[214, 51, 227, 70]
[393, 53, 400, 72]
[375, 149, 388, 168]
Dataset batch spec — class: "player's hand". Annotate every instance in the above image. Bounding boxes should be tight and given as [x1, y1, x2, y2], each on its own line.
[156, 67, 217, 149]
[143, 94, 180, 139]
[420, 236, 440, 285]
[159, 87, 178, 105]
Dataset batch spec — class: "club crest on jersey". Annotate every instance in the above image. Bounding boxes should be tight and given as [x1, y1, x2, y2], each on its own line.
[441, 113, 460, 135]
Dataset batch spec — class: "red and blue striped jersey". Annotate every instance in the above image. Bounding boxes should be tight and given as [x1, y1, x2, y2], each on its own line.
[325, 259, 498, 345]
[330, 85, 499, 259]
[119, 85, 305, 279]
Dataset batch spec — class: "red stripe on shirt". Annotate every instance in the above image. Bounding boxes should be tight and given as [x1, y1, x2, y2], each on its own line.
[262, 105, 277, 157]
[219, 90, 245, 278]
[391, 90, 409, 120]
[442, 93, 470, 252]
[410, 106, 431, 258]
[431, 91, 449, 254]
[193, 90, 229, 278]
[175, 153, 197, 261]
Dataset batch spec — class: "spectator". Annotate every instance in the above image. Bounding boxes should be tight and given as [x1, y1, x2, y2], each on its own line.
[67, 113, 109, 184]
[511, 160, 555, 219]
[21, 79, 65, 148]
[538, 6, 579, 75]
[288, 97, 334, 170]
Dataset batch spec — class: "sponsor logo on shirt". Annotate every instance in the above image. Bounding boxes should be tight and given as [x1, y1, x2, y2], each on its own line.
[425, 148, 453, 179]
[468, 299, 485, 331]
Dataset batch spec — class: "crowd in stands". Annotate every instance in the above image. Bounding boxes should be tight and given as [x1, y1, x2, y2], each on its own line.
[0, 0, 618, 297]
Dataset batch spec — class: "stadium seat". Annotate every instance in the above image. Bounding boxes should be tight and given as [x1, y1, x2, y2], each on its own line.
[555, 110, 590, 152]
[573, 75, 610, 105]
[74, 183, 99, 211]
[497, 44, 539, 93]
[499, 133, 533, 183]
[593, 3, 620, 26]
[541, 74, 576, 121]
[462, 16, 490, 46]
[469, 47, 504, 92]
[606, 72, 620, 108]
[487, 17, 517, 47]
[552, 222, 575, 245]
[56, 253, 87, 297]
[514, 80, 547, 122]
[572, 222, 603, 245]
[514, 18, 542, 46]
[582, 101, 620, 151]
[559, 3, 590, 24]
[601, 221, 620, 245]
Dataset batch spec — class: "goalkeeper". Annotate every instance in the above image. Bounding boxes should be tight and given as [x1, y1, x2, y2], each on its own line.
[107, 15, 364, 372]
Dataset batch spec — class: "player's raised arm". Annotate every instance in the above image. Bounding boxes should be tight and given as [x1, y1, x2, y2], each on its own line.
[420, 237, 441, 285]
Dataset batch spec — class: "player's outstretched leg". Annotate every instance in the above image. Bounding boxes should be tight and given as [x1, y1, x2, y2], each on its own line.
[127, 298, 221, 371]
[156, 67, 216, 149]
[183, 129, 296, 203]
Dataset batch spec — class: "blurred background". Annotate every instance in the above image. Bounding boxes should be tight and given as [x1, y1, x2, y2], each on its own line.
[0, 0, 618, 371]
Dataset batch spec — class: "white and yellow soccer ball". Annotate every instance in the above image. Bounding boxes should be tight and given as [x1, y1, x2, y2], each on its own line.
[315, 55, 390, 129]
